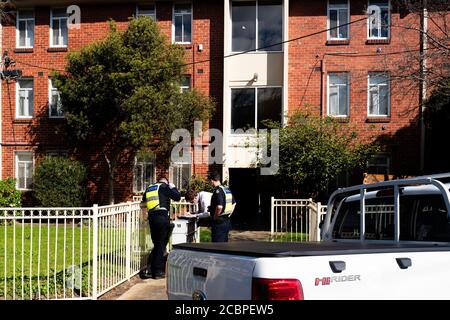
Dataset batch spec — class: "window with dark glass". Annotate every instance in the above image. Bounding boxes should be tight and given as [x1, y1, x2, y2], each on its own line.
[232, 0, 282, 52]
[368, 0, 390, 39]
[231, 87, 282, 132]
[174, 4, 192, 43]
[328, 0, 349, 39]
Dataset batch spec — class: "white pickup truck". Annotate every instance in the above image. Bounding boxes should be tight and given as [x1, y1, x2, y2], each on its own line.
[167, 174, 450, 300]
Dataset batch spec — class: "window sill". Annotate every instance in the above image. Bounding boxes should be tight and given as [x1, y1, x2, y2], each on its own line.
[48, 47, 68, 52]
[366, 38, 390, 45]
[366, 117, 391, 123]
[14, 48, 34, 53]
[326, 39, 350, 46]
[175, 43, 193, 49]
[13, 119, 33, 124]
[49, 116, 65, 120]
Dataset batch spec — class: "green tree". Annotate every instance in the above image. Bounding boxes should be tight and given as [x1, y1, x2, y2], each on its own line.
[33, 157, 87, 207]
[54, 17, 214, 204]
[275, 112, 378, 197]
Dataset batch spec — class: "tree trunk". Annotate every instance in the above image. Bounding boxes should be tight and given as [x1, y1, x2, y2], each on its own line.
[104, 153, 118, 205]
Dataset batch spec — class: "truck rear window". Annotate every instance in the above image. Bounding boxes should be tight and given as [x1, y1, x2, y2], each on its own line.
[332, 195, 450, 242]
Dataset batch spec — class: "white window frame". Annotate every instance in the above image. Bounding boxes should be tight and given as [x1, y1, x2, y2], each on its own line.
[16, 9, 35, 48]
[180, 75, 191, 93]
[50, 8, 68, 48]
[133, 156, 156, 194]
[230, 0, 284, 53]
[172, 3, 193, 44]
[368, 72, 390, 117]
[367, 0, 390, 39]
[327, 0, 350, 40]
[136, 4, 157, 20]
[48, 79, 65, 118]
[15, 151, 34, 191]
[16, 78, 34, 119]
[169, 162, 192, 191]
[327, 73, 350, 117]
[230, 86, 283, 134]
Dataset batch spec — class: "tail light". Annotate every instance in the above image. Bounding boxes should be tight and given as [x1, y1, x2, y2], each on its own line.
[252, 278, 304, 300]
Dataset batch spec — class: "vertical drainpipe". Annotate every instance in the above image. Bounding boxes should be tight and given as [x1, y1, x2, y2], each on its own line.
[419, 0, 428, 173]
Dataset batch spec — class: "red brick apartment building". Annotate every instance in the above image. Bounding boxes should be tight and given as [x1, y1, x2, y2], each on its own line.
[0, 0, 431, 215]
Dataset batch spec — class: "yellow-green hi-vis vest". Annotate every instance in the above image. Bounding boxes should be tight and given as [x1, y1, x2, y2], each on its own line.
[145, 183, 162, 211]
[219, 186, 233, 216]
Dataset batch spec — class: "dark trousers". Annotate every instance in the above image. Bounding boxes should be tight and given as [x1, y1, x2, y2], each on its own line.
[211, 218, 231, 242]
[148, 210, 172, 275]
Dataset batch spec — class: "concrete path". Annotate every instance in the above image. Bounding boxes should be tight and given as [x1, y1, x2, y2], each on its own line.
[115, 230, 270, 300]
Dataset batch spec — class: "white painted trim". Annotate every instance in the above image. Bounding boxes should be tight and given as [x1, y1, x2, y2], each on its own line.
[14, 150, 34, 191]
[16, 9, 35, 49]
[172, 2, 193, 44]
[49, 7, 69, 48]
[327, 73, 350, 117]
[367, 72, 391, 117]
[16, 78, 34, 119]
[367, 0, 391, 40]
[327, 0, 350, 41]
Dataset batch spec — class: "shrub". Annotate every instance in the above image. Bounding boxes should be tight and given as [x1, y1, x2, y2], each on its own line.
[187, 175, 214, 193]
[0, 178, 22, 208]
[33, 157, 87, 207]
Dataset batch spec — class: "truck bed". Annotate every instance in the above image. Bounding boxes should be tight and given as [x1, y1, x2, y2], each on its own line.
[173, 241, 450, 257]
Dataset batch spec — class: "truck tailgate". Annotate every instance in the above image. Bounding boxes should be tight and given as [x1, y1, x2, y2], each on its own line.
[167, 249, 256, 300]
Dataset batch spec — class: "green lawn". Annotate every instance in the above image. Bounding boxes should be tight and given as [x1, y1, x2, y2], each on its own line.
[0, 223, 149, 299]
[270, 232, 309, 242]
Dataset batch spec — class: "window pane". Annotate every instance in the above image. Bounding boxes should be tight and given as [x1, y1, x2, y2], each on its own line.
[369, 0, 389, 6]
[369, 87, 378, 115]
[174, 15, 183, 42]
[339, 84, 348, 115]
[52, 19, 60, 45]
[19, 21, 27, 46]
[258, 0, 282, 51]
[381, 8, 389, 37]
[61, 19, 68, 46]
[257, 87, 282, 129]
[370, 74, 387, 85]
[183, 14, 192, 43]
[379, 85, 389, 115]
[329, 10, 338, 38]
[232, 1, 256, 52]
[329, 86, 338, 115]
[144, 163, 155, 186]
[137, 4, 155, 17]
[338, 9, 348, 38]
[231, 88, 255, 131]
[27, 20, 34, 46]
[20, 10, 34, 19]
[330, 0, 348, 4]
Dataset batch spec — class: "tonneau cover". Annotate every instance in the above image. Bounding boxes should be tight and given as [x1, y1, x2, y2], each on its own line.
[173, 241, 450, 257]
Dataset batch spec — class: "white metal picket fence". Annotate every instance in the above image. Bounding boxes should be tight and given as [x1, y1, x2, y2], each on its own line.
[0, 202, 150, 300]
[271, 198, 327, 242]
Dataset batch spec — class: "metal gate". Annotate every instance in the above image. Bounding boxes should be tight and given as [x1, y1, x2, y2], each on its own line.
[270, 198, 327, 242]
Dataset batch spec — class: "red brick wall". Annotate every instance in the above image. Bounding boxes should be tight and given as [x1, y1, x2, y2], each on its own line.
[288, 0, 422, 176]
[1, 1, 223, 205]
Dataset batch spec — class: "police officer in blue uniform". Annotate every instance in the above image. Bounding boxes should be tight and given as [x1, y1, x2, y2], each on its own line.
[208, 172, 236, 242]
[142, 177, 181, 279]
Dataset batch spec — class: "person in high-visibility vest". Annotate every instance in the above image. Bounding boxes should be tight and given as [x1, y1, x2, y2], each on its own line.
[141, 177, 181, 279]
[208, 171, 236, 242]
